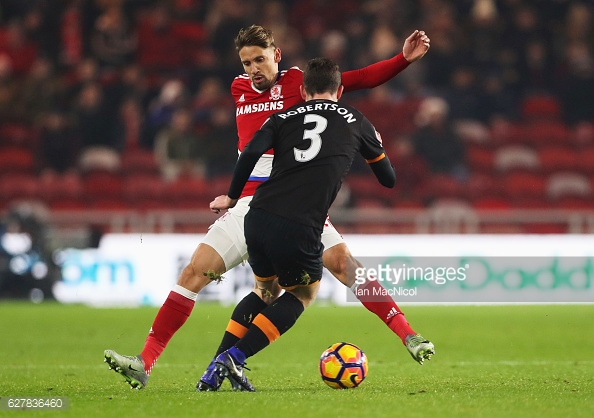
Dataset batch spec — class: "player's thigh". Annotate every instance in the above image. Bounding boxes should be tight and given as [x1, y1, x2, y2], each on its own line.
[321, 220, 359, 286]
[177, 243, 225, 292]
[244, 207, 277, 279]
[201, 196, 252, 271]
[250, 209, 324, 289]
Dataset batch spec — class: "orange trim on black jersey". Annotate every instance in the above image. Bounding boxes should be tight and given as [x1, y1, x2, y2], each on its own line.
[253, 314, 280, 343]
[366, 153, 385, 164]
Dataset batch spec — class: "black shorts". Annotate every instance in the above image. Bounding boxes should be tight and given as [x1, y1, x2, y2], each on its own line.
[244, 207, 323, 289]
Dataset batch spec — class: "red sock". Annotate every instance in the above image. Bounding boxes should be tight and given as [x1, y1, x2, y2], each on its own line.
[356, 279, 415, 344]
[140, 291, 195, 374]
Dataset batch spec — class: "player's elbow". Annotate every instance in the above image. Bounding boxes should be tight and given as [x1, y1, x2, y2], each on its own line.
[379, 172, 396, 188]
[377, 166, 396, 188]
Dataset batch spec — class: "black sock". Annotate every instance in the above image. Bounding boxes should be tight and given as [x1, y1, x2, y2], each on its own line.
[216, 291, 268, 355]
[235, 292, 305, 358]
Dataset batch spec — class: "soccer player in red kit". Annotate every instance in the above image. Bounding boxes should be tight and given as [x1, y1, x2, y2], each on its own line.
[104, 25, 432, 391]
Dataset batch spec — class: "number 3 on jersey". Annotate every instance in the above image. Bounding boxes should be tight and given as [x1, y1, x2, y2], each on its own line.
[294, 114, 327, 162]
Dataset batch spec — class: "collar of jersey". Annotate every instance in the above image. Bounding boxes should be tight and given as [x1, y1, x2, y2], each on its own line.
[251, 71, 282, 94]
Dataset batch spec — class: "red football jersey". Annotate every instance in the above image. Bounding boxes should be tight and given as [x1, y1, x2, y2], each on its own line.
[231, 53, 410, 197]
[232, 66, 305, 197]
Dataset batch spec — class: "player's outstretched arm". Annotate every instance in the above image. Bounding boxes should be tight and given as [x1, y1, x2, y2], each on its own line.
[369, 157, 396, 188]
[210, 127, 275, 213]
[341, 29, 430, 92]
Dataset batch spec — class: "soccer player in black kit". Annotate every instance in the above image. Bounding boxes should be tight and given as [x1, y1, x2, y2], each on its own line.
[209, 57, 396, 391]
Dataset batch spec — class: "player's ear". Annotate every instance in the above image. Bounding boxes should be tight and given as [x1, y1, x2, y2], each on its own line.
[336, 85, 344, 100]
[300, 85, 307, 100]
[274, 47, 282, 63]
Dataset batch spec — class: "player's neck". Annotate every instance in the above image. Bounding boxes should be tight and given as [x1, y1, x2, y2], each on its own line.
[308, 93, 337, 102]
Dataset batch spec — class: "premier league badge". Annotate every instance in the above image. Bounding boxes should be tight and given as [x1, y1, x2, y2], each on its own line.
[270, 85, 282, 100]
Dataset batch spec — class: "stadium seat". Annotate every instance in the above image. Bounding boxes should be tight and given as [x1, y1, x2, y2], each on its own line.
[40, 173, 84, 208]
[82, 171, 124, 203]
[503, 172, 547, 200]
[577, 147, 594, 175]
[520, 94, 562, 121]
[466, 145, 494, 174]
[466, 173, 504, 200]
[546, 172, 591, 200]
[121, 149, 161, 177]
[165, 176, 210, 208]
[521, 121, 571, 147]
[494, 145, 540, 173]
[418, 174, 466, 201]
[555, 196, 594, 210]
[0, 174, 41, 204]
[0, 147, 35, 175]
[538, 146, 579, 174]
[0, 123, 35, 148]
[123, 174, 168, 209]
[471, 196, 512, 210]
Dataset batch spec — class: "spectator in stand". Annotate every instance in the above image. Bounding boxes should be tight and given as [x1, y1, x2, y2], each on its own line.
[154, 107, 204, 181]
[443, 66, 483, 122]
[72, 82, 124, 172]
[135, 2, 187, 72]
[202, 105, 237, 179]
[0, 54, 19, 122]
[558, 40, 594, 126]
[140, 78, 188, 149]
[0, 19, 37, 76]
[90, 4, 137, 71]
[13, 57, 66, 125]
[37, 110, 78, 177]
[190, 76, 228, 125]
[411, 96, 467, 181]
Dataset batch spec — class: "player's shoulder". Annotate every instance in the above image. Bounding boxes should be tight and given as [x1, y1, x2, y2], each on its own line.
[232, 74, 251, 90]
[280, 66, 303, 82]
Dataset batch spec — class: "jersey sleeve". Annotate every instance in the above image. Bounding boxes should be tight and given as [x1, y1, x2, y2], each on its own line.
[341, 53, 410, 92]
[227, 118, 276, 199]
[358, 118, 396, 188]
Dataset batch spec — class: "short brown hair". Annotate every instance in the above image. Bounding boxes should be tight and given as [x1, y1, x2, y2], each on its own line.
[303, 58, 342, 96]
[234, 25, 275, 51]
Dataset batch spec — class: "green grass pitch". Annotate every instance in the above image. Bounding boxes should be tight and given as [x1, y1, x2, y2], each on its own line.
[1, 302, 592, 417]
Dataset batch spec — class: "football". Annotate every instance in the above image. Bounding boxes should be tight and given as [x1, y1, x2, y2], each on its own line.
[319, 342, 368, 389]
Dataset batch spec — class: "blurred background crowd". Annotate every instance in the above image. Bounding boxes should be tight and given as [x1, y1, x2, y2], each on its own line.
[0, 0, 593, 218]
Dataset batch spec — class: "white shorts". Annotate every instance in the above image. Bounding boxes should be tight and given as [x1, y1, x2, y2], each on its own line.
[201, 196, 345, 270]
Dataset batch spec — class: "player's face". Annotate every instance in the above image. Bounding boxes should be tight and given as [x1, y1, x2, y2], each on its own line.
[238, 45, 281, 91]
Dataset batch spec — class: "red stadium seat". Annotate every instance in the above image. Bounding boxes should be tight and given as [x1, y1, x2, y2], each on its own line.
[121, 150, 161, 177]
[520, 94, 562, 121]
[0, 147, 34, 175]
[503, 172, 547, 200]
[165, 176, 210, 208]
[521, 121, 571, 147]
[538, 147, 579, 174]
[82, 171, 124, 203]
[577, 147, 594, 175]
[466, 145, 494, 174]
[0, 174, 41, 203]
[123, 174, 168, 209]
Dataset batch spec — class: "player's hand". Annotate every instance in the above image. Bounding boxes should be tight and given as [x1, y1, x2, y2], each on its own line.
[402, 30, 430, 63]
[210, 195, 238, 213]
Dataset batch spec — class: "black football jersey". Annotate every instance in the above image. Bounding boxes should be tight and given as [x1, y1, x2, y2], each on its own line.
[246, 99, 389, 229]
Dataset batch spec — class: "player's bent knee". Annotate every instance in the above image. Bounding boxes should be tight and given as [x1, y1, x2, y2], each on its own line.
[323, 244, 359, 287]
[288, 281, 320, 308]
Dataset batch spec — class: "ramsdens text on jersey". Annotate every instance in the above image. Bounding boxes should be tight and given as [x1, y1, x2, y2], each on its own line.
[236, 101, 284, 116]
[277, 102, 357, 124]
